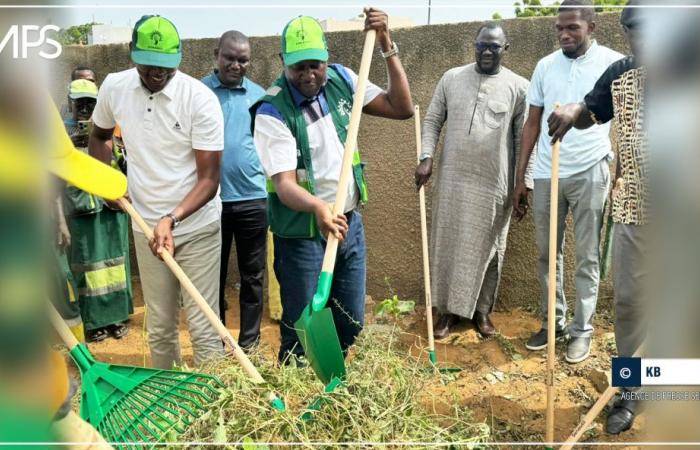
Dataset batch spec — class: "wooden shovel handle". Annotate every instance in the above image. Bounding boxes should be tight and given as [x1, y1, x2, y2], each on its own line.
[320, 29, 377, 274]
[546, 118, 562, 446]
[48, 301, 80, 351]
[414, 105, 435, 353]
[118, 198, 265, 384]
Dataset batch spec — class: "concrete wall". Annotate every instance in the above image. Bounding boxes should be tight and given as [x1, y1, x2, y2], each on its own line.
[54, 13, 627, 311]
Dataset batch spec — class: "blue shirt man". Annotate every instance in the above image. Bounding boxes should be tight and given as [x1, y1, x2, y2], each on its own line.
[201, 30, 267, 348]
[200, 74, 266, 201]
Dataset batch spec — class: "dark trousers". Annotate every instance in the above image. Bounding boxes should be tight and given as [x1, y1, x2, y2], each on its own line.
[219, 198, 267, 348]
[273, 210, 366, 363]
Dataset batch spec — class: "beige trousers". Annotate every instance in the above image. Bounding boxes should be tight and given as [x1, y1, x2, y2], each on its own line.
[133, 220, 224, 369]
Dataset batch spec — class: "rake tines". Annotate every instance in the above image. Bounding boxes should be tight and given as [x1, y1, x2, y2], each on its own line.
[49, 304, 223, 449]
[95, 371, 223, 448]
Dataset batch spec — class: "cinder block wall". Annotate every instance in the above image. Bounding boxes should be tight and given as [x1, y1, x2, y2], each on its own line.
[54, 13, 627, 311]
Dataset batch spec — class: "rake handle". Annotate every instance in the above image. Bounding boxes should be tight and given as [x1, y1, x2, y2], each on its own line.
[560, 343, 644, 449]
[48, 301, 80, 351]
[320, 29, 376, 274]
[559, 386, 617, 450]
[414, 105, 435, 355]
[118, 198, 265, 384]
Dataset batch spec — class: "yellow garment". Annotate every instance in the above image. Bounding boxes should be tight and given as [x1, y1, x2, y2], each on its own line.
[47, 97, 127, 201]
[49, 351, 70, 417]
[52, 411, 114, 450]
[69, 322, 85, 343]
[267, 230, 282, 321]
[64, 279, 85, 342]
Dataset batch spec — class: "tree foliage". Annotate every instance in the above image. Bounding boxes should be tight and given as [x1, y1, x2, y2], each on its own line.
[512, 0, 626, 18]
[54, 22, 101, 46]
[514, 0, 560, 17]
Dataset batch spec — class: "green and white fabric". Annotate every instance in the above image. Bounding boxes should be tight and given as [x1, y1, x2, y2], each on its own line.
[63, 171, 133, 332]
[252, 64, 381, 238]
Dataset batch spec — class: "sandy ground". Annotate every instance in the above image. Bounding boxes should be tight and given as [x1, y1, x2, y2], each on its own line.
[85, 278, 644, 449]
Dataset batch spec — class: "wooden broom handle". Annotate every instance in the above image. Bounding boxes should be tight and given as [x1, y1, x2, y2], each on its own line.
[414, 105, 435, 353]
[118, 198, 265, 384]
[48, 302, 80, 351]
[320, 29, 377, 273]
[546, 102, 561, 446]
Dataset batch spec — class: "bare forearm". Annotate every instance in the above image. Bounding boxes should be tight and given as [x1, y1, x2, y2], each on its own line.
[170, 177, 218, 222]
[88, 136, 112, 165]
[379, 33, 413, 119]
[88, 125, 115, 165]
[275, 177, 326, 215]
[55, 196, 66, 227]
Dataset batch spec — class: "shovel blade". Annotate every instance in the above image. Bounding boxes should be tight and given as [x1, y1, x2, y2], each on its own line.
[294, 305, 346, 384]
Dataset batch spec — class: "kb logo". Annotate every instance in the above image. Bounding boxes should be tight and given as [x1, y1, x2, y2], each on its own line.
[646, 366, 661, 377]
[619, 367, 632, 380]
[0, 25, 62, 59]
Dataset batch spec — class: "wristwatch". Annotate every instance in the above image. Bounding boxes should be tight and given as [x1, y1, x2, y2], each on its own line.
[419, 153, 432, 161]
[162, 212, 180, 229]
[381, 41, 399, 59]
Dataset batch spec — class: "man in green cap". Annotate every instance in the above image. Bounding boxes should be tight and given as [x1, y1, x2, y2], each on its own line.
[89, 15, 225, 369]
[252, 8, 414, 364]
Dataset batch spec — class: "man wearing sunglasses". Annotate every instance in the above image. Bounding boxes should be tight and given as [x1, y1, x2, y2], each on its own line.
[416, 22, 529, 339]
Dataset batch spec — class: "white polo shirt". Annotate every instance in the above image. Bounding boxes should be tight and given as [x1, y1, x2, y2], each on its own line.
[527, 41, 624, 179]
[92, 68, 224, 236]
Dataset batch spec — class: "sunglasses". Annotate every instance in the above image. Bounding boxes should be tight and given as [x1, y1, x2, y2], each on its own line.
[475, 42, 504, 53]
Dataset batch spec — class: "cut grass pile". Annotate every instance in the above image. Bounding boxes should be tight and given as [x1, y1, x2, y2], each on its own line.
[175, 328, 490, 448]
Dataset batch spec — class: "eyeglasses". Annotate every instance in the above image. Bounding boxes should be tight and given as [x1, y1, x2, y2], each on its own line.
[475, 42, 504, 53]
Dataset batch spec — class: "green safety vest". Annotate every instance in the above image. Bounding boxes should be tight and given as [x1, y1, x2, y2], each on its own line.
[251, 66, 368, 238]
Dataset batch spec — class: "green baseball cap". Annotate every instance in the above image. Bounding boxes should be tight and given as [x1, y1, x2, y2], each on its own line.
[130, 15, 182, 69]
[68, 79, 98, 100]
[280, 16, 328, 66]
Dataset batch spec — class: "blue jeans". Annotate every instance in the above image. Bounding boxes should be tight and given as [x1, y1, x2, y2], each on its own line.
[273, 210, 366, 363]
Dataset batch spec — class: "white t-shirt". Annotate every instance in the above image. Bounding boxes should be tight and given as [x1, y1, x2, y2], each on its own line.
[92, 68, 224, 235]
[527, 41, 624, 179]
[253, 64, 383, 212]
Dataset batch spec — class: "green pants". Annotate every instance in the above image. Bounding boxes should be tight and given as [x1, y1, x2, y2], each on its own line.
[51, 247, 84, 341]
[66, 206, 133, 331]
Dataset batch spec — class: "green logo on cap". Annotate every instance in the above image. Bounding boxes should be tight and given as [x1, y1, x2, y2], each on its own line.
[150, 31, 162, 47]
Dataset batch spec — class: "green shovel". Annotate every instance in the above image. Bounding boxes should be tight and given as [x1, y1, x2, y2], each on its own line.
[294, 29, 377, 385]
